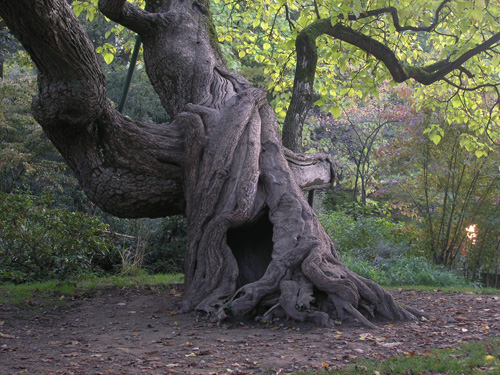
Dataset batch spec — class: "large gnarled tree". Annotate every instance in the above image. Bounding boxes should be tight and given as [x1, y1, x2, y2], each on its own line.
[1, 0, 498, 327]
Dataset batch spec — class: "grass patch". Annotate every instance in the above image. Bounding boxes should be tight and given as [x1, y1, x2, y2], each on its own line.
[0, 273, 184, 306]
[75, 273, 184, 291]
[387, 284, 499, 295]
[296, 338, 500, 374]
[348, 338, 500, 375]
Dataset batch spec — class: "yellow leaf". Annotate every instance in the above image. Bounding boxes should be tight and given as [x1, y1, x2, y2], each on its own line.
[103, 52, 114, 65]
[485, 355, 494, 362]
[185, 353, 196, 357]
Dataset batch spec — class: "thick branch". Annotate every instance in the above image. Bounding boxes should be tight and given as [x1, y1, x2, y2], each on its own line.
[284, 148, 336, 190]
[99, 0, 160, 35]
[1, 0, 106, 126]
[282, 24, 318, 152]
[0, 0, 186, 217]
[283, 9, 499, 148]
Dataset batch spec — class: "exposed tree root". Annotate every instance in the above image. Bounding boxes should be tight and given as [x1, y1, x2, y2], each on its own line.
[179, 90, 418, 328]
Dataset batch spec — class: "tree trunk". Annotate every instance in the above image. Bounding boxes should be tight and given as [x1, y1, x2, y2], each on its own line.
[0, 0, 417, 327]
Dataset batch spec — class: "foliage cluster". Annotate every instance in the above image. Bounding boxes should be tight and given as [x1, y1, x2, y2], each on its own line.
[0, 60, 186, 284]
[0, 193, 113, 283]
[309, 77, 500, 287]
[374, 94, 500, 285]
[319, 211, 472, 287]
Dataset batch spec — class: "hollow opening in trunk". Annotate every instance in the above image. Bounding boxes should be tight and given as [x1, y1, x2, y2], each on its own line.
[227, 210, 274, 289]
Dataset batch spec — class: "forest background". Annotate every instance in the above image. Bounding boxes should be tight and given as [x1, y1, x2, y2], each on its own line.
[1, 0, 499, 290]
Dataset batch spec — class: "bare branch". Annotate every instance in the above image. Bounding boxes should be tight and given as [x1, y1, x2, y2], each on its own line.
[443, 77, 500, 92]
[313, 0, 321, 20]
[343, 0, 452, 33]
[284, 4, 296, 31]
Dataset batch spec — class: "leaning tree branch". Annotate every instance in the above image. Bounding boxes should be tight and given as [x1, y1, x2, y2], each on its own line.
[0, 0, 188, 217]
[426, 32, 500, 82]
[1, 0, 331, 216]
[98, 0, 159, 35]
[283, 9, 500, 148]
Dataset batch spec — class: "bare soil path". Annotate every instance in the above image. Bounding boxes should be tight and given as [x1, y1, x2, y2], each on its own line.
[1, 286, 499, 374]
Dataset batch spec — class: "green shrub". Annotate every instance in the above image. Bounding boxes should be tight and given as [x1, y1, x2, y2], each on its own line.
[342, 254, 472, 287]
[320, 211, 472, 287]
[96, 215, 187, 275]
[319, 211, 419, 258]
[144, 216, 187, 274]
[0, 193, 114, 283]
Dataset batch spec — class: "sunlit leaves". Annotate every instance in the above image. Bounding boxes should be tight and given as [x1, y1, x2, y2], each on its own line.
[96, 43, 116, 64]
[71, 0, 144, 63]
[70, 0, 500, 151]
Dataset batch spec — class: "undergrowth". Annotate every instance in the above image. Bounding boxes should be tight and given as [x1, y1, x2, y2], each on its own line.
[0, 273, 184, 306]
[296, 338, 500, 374]
[319, 212, 477, 288]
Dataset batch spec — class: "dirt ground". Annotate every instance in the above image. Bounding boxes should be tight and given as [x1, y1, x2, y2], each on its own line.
[0, 285, 499, 375]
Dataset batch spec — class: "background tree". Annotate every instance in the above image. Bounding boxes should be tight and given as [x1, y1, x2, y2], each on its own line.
[1, 0, 498, 326]
[307, 84, 413, 215]
[378, 91, 500, 281]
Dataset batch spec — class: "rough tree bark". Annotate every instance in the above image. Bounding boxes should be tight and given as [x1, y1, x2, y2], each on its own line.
[0, 0, 418, 327]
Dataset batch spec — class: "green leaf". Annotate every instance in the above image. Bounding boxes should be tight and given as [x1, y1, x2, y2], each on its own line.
[329, 106, 341, 118]
[475, 150, 486, 158]
[103, 53, 114, 65]
[429, 133, 442, 145]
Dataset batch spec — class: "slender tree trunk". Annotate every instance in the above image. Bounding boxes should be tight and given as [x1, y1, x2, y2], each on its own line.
[0, 0, 418, 327]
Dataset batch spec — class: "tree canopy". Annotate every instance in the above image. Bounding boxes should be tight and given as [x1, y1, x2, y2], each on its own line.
[207, 0, 500, 153]
[67, 0, 500, 154]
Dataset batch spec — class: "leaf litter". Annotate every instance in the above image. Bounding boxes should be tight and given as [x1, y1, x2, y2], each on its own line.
[0, 286, 498, 374]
